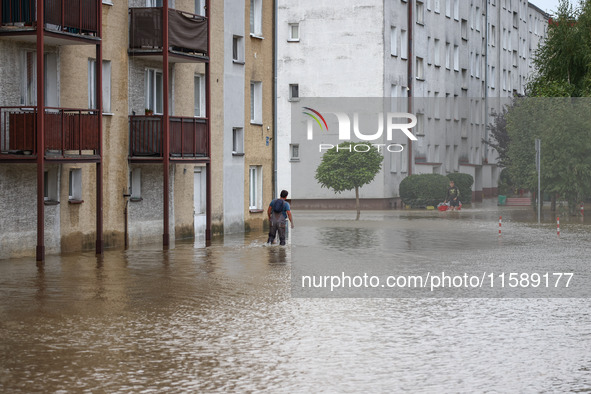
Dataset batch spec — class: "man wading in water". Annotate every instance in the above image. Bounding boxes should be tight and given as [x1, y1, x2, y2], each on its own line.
[445, 180, 460, 211]
[267, 190, 294, 245]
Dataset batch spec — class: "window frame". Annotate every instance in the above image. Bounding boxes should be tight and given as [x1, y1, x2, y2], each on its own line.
[250, 81, 263, 124]
[232, 127, 244, 155]
[249, 165, 263, 210]
[288, 23, 300, 42]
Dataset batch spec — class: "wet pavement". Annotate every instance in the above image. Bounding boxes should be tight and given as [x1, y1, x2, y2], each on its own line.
[1, 199, 590, 392]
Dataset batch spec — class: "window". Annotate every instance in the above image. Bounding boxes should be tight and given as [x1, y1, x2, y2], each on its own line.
[475, 7, 480, 31]
[490, 25, 496, 45]
[445, 0, 451, 17]
[416, 1, 424, 24]
[400, 29, 408, 59]
[249, 166, 262, 210]
[390, 26, 398, 56]
[22, 51, 36, 106]
[434, 38, 441, 66]
[427, 36, 432, 64]
[232, 35, 244, 63]
[445, 42, 450, 69]
[512, 50, 518, 67]
[130, 168, 141, 199]
[490, 66, 496, 88]
[453, 0, 459, 20]
[232, 128, 244, 155]
[88, 59, 111, 113]
[289, 83, 299, 101]
[250, 81, 262, 124]
[427, 0, 431, 11]
[194, 74, 205, 117]
[453, 45, 459, 71]
[250, 0, 262, 36]
[434, 0, 440, 13]
[502, 69, 507, 90]
[44, 168, 59, 202]
[416, 57, 424, 80]
[415, 113, 425, 135]
[146, 0, 162, 6]
[69, 168, 82, 202]
[290, 144, 300, 161]
[461, 19, 468, 40]
[195, 0, 206, 16]
[513, 11, 518, 27]
[288, 23, 299, 41]
[475, 54, 480, 78]
[145, 68, 163, 114]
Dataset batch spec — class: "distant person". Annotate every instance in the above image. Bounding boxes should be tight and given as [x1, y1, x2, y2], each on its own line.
[445, 180, 460, 211]
[267, 190, 294, 245]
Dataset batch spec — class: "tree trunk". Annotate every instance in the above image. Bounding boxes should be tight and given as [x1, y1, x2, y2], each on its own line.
[551, 193, 556, 212]
[355, 186, 360, 221]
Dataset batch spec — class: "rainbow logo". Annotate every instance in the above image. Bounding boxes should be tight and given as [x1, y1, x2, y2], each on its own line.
[302, 107, 329, 131]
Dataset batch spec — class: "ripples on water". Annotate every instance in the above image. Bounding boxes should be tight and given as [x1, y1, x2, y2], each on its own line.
[0, 205, 590, 392]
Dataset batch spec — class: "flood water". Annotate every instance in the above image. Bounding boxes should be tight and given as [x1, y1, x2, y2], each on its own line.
[1, 200, 590, 392]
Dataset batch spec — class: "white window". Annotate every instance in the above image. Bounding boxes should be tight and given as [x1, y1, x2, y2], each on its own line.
[502, 69, 507, 90]
[400, 143, 408, 172]
[427, 0, 431, 11]
[249, 165, 262, 210]
[445, 0, 451, 17]
[195, 0, 205, 16]
[434, 38, 441, 66]
[401, 29, 408, 59]
[250, 0, 262, 36]
[130, 168, 141, 199]
[475, 54, 480, 78]
[22, 50, 36, 106]
[508, 70, 512, 92]
[415, 113, 425, 135]
[390, 26, 398, 56]
[445, 42, 450, 69]
[289, 83, 299, 101]
[512, 50, 518, 67]
[44, 168, 59, 201]
[145, 68, 163, 114]
[427, 36, 432, 64]
[146, 0, 162, 6]
[290, 144, 300, 161]
[416, 57, 424, 80]
[232, 35, 244, 63]
[475, 7, 480, 31]
[288, 23, 299, 41]
[416, 1, 424, 24]
[232, 127, 243, 155]
[453, 0, 459, 20]
[491, 66, 496, 88]
[453, 45, 459, 71]
[88, 59, 111, 113]
[250, 81, 262, 124]
[461, 19, 467, 40]
[434, 0, 440, 13]
[69, 168, 82, 201]
[491, 25, 496, 45]
[194, 74, 205, 117]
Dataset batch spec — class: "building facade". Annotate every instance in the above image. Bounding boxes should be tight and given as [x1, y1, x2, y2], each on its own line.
[0, 0, 274, 260]
[277, 0, 548, 206]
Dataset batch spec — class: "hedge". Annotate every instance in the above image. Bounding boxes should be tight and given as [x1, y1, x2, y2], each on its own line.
[399, 174, 449, 208]
[446, 173, 474, 204]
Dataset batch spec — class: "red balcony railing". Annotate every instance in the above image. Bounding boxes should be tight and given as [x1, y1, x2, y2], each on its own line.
[129, 7, 208, 56]
[1, 0, 99, 36]
[0, 106, 100, 156]
[129, 115, 208, 159]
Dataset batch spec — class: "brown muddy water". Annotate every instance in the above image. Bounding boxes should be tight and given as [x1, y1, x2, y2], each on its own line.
[1, 200, 590, 392]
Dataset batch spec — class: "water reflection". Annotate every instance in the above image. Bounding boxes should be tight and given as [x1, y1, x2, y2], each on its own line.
[0, 204, 589, 392]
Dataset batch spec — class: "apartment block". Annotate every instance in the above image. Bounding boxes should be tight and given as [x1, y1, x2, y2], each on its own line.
[277, 0, 548, 207]
[0, 0, 274, 260]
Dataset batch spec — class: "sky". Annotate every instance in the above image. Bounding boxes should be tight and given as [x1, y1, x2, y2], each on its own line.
[529, 0, 572, 14]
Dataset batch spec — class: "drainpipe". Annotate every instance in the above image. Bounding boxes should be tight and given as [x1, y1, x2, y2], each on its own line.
[484, 0, 489, 164]
[205, 0, 211, 243]
[272, 0, 278, 198]
[36, 0, 45, 262]
[163, 0, 170, 248]
[96, 0, 103, 255]
[407, 0, 413, 176]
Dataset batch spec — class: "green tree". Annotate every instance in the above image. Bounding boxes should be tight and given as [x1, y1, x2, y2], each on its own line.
[315, 142, 383, 220]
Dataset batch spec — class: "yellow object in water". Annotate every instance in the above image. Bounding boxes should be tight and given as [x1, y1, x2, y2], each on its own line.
[426, 206, 435, 210]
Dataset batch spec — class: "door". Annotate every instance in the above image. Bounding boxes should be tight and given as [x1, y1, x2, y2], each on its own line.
[194, 167, 207, 244]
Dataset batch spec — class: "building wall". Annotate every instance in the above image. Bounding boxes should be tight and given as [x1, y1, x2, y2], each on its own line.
[223, 0, 246, 233]
[244, 0, 275, 231]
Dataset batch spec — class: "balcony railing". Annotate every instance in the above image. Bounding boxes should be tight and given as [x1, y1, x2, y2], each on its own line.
[129, 7, 208, 56]
[0, 106, 100, 156]
[129, 115, 209, 159]
[1, 0, 99, 36]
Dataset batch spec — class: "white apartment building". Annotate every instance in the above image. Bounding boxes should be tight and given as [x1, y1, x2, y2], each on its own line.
[277, 0, 548, 206]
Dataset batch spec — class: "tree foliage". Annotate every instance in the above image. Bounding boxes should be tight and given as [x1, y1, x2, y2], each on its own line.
[315, 142, 383, 219]
[446, 173, 474, 204]
[399, 174, 449, 208]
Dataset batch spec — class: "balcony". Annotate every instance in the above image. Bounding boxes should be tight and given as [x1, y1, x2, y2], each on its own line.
[129, 7, 208, 63]
[0, 0, 100, 45]
[129, 115, 209, 161]
[0, 106, 100, 161]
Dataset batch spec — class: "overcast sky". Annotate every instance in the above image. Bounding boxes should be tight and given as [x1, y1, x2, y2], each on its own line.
[529, 0, 572, 14]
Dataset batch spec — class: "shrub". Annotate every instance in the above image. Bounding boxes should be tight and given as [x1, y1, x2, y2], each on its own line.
[446, 173, 474, 204]
[399, 174, 449, 208]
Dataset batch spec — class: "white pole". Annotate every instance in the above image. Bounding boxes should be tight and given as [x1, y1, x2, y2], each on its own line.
[536, 139, 541, 224]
